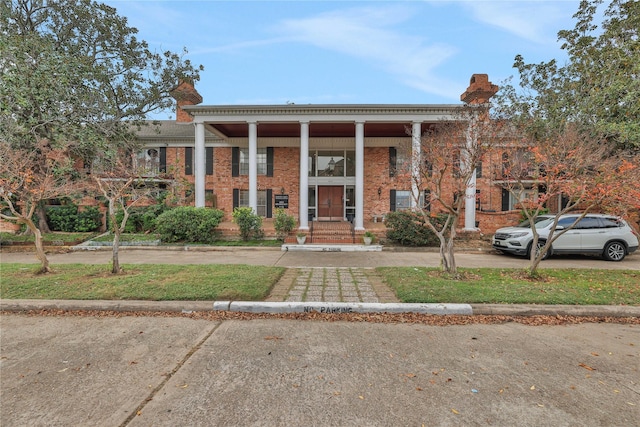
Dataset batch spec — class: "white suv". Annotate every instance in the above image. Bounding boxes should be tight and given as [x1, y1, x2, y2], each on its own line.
[492, 214, 639, 261]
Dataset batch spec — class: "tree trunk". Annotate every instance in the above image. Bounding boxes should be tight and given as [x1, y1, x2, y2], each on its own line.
[111, 229, 121, 274]
[25, 218, 50, 274]
[37, 202, 51, 234]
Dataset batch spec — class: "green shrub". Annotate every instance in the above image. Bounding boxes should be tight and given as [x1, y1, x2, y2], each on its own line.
[113, 204, 170, 233]
[156, 207, 224, 243]
[273, 208, 295, 241]
[232, 207, 264, 241]
[46, 204, 101, 232]
[75, 207, 102, 232]
[384, 211, 444, 246]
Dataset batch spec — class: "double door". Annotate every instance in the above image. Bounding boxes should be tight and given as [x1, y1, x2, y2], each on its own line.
[317, 186, 343, 221]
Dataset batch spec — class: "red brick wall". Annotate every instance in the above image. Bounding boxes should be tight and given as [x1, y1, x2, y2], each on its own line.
[156, 145, 523, 230]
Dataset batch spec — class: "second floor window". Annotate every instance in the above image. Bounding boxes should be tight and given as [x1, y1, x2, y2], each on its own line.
[240, 148, 267, 175]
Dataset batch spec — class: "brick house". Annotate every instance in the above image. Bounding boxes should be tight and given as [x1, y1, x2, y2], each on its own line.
[134, 74, 530, 235]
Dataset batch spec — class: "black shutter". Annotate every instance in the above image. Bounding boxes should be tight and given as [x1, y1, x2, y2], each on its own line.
[390, 189, 396, 212]
[423, 190, 431, 212]
[501, 188, 510, 211]
[185, 147, 193, 175]
[389, 147, 397, 177]
[206, 147, 213, 175]
[232, 147, 239, 177]
[476, 160, 482, 178]
[233, 189, 239, 210]
[159, 147, 166, 173]
[266, 189, 273, 218]
[266, 147, 274, 177]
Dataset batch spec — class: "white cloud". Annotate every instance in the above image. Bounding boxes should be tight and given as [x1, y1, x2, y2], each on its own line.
[462, 1, 578, 44]
[274, 6, 462, 99]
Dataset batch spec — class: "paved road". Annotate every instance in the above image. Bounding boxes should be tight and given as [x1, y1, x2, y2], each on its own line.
[2, 246, 639, 269]
[1, 314, 638, 427]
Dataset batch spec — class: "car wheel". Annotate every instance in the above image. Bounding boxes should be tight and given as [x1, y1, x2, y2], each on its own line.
[603, 241, 626, 261]
[528, 240, 551, 260]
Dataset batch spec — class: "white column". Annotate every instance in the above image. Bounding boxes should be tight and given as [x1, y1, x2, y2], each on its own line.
[194, 122, 205, 208]
[354, 121, 365, 231]
[248, 121, 258, 213]
[464, 120, 478, 230]
[298, 121, 309, 230]
[411, 122, 421, 209]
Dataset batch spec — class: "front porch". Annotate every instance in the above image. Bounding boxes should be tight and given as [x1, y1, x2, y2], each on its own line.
[216, 219, 387, 245]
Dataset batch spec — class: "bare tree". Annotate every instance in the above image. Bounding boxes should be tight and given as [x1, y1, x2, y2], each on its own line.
[0, 140, 83, 273]
[92, 153, 165, 274]
[398, 107, 495, 276]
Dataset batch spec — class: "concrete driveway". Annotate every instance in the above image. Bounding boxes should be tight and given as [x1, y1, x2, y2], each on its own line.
[1, 314, 638, 426]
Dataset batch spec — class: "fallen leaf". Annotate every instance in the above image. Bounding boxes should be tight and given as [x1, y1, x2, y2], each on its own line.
[405, 373, 416, 378]
[530, 385, 536, 390]
[359, 395, 364, 400]
[451, 409, 459, 414]
[579, 363, 595, 371]
[591, 352, 599, 357]
[264, 336, 283, 341]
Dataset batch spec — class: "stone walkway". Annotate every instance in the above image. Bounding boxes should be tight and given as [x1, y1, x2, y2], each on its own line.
[266, 267, 399, 303]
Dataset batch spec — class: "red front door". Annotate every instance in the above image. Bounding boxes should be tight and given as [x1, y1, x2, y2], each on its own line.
[318, 186, 343, 220]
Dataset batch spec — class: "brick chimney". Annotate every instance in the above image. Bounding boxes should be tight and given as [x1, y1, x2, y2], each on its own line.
[170, 79, 203, 122]
[460, 74, 498, 105]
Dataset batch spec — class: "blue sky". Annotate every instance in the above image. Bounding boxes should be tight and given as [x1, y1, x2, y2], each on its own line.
[104, 0, 581, 119]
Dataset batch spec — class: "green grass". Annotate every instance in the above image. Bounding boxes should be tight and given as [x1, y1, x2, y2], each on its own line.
[1, 264, 284, 301]
[0, 232, 97, 244]
[378, 267, 640, 305]
[1, 262, 638, 305]
[92, 233, 161, 242]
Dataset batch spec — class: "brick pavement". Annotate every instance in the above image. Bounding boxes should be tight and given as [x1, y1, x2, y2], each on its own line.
[266, 267, 399, 303]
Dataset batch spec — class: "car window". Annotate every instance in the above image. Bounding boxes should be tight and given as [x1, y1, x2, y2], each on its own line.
[517, 216, 553, 228]
[557, 217, 579, 228]
[575, 217, 602, 229]
[601, 217, 622, 228]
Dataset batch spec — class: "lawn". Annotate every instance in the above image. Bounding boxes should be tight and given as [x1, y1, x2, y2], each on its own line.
[378, 267, 640, 305]
[1, 262, 638, 305]
[0, 264, 285, 301]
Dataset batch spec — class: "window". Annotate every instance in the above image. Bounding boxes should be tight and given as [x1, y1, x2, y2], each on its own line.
[509, 188, 537, 210]
[389, 147, 411, 177]
[240, 148, 267, 175]
[309, 150, 355, 177]
[235, 189, 270, 217]
[390, 189, 426, 211]
[232, 147, 273, 177]
[395, 191, 412, 211]
[575, 217, 602, 229]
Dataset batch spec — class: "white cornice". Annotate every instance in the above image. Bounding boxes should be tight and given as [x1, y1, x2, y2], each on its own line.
[182, 104, 465, 122]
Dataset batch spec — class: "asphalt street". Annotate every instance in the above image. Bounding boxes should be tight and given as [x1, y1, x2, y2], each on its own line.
[1, 314, 639, 427]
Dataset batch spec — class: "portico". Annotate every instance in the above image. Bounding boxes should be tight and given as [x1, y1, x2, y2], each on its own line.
[183, 105, 460, 231]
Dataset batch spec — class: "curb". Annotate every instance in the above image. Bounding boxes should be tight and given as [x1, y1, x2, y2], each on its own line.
[2, 299, 638, 317]
[213, 301, 472, 315]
